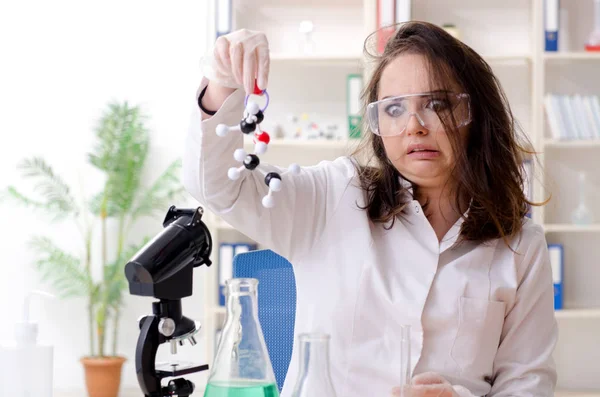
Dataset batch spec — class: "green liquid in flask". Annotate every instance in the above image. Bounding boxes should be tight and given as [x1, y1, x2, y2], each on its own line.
[204, 380, 279, 397]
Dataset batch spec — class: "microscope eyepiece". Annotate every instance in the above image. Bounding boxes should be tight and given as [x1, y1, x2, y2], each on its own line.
[124, 206, 212, 300]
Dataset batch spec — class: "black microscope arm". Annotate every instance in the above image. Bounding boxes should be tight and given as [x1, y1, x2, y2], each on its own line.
[136, 314, 162, 396]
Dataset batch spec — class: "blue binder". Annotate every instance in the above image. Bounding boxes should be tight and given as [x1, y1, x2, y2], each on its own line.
[548, 244, 564, 310]
[544, 0, 559, 51]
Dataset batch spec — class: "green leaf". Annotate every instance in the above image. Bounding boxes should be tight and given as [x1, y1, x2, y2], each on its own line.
[88, 101, 150, 217]
[28, 236, 91, 299]
[4, 157, 79, 221]
[130, 159, 185, 220]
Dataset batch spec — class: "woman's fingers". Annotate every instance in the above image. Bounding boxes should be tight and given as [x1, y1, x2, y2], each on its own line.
[243, 50, 257, 95]
[229, 41, 244, 86]
[214, 36, 231, 71]
[256, 43, 269, 90]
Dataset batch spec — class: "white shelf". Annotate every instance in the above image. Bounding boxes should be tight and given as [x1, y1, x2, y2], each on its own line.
[555, 309, 600, 320]
[544, 52, 600, 60]
[544, 224, 600, 233]
[544, 139, 600, 148]
[270, 52, 363, 66]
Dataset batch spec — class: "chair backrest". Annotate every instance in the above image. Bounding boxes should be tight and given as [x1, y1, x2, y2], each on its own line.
[232, 249, 296, 392]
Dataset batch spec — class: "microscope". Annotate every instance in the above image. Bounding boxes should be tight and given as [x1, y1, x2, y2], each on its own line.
[125, 205, 213, 397]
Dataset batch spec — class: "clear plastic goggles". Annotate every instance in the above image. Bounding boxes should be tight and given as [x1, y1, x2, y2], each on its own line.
[366, 92, 471, 136]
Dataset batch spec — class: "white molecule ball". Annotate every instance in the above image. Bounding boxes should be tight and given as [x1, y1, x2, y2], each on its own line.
[254, 141, 268, 155]
[246, 101, 260, 116]
[216, 124, 229, 137]
[288, 163, 301, 174]
[269, 178, 282, 192]
[234, 148, 247, 162]
[262, 195, 275, 208]
[228, 167, 241, 180]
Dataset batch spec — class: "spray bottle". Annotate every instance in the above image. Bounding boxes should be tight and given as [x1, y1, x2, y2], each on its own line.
[0, 289, 55, 397]
[586, 0, 600, 51]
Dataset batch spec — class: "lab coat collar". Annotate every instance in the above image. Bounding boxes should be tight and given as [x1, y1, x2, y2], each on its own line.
[398, 175, 470, 254]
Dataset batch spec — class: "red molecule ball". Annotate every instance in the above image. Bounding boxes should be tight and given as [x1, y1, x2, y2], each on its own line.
[253, 80, 264, 95]
[255, 131, 270, 144]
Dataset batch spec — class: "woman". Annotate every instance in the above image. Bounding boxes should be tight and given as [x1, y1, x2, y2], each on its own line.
[183, 21, 558, 397]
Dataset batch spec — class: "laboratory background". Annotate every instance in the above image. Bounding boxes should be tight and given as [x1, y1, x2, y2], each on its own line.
[0, 0, 599, 396]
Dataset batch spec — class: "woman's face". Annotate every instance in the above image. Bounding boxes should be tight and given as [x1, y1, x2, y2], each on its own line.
[376, 53, 469, 190]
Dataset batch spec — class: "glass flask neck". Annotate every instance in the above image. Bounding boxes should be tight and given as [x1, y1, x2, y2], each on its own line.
[293, 333, 337, 397]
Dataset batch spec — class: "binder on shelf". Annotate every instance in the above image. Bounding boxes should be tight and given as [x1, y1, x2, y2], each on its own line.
[544, 94, 600, 140]
[347, 73, 363, 139]
[544, 0, 559, 51]
[215, 0, 232, 38]
[548, 244, 564, 310]
[218, 242, 257, 306]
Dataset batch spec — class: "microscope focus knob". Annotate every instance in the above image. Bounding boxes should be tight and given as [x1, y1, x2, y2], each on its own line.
[158, 318, 176, 337]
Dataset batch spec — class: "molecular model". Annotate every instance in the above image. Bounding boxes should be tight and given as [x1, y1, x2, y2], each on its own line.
[215, 87, 301, 208]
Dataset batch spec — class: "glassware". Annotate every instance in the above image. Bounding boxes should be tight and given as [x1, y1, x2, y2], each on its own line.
[204, 278, 279, 397]
[400, 325, 411, 388]
[290, 333, 337, 397]
[571, 171, 593, 225]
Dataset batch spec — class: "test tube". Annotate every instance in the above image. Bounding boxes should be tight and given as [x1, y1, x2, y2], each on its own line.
[400, 324, 411, 389]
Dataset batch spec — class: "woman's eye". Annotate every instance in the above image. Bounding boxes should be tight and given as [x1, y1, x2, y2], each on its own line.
[428, 99, 451, 112]
[384, 104, 405, 117]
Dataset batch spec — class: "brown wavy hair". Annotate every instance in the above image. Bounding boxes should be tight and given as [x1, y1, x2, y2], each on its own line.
[352, 21, 545, 245]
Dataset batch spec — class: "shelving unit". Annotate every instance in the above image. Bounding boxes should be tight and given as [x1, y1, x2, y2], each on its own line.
[199, 0, 600, 392]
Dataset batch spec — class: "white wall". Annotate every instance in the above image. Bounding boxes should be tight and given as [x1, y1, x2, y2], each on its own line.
[0, 0, 211, 393]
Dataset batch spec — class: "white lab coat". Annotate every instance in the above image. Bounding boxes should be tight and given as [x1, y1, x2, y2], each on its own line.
[183, 78, 558, 397]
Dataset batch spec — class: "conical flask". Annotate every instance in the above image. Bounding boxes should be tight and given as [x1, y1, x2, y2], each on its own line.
[290, 333, 337, 397]
[204, 278, 279, 397]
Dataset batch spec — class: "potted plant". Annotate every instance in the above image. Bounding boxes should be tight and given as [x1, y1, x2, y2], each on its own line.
[3, 101, 185, 397]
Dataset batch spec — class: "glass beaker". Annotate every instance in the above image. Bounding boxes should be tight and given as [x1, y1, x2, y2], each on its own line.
[204, 278, 279, 397]
[290, 333, 337, 397]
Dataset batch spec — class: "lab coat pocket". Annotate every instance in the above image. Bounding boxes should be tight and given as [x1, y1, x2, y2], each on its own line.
[450, 296, 506, 376]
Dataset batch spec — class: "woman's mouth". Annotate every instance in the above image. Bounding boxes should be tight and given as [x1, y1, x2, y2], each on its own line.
[407, 144, 440, 159]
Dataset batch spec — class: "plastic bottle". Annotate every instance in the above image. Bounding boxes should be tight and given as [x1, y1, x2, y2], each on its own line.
[0, 290, 55, 397]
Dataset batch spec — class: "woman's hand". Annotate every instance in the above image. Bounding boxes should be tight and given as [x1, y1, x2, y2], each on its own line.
[203, 28, 270, 95]
[392, 372, 460, 397]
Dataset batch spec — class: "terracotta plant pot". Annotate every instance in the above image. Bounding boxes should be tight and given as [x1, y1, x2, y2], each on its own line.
[81, 356, 127, 397]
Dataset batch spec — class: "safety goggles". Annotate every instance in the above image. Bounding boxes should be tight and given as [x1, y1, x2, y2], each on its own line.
[366, 92, 471, 136]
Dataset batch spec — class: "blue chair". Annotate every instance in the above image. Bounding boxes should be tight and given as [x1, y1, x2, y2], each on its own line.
[232, 249, 296, 392]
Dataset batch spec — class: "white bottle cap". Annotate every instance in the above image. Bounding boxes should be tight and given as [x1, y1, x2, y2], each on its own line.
[15, 322, 39, 346]
[15, 290, 55, 346]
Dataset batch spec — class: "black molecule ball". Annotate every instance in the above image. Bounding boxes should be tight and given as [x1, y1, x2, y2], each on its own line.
[243, 154, 260, 170]
[264, 172, 281, 186]
[240, 119, 256, 134]
[255, 110, 264, 124]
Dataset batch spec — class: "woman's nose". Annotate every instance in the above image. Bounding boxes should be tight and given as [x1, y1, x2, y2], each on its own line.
[405, 112, 428, 136]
